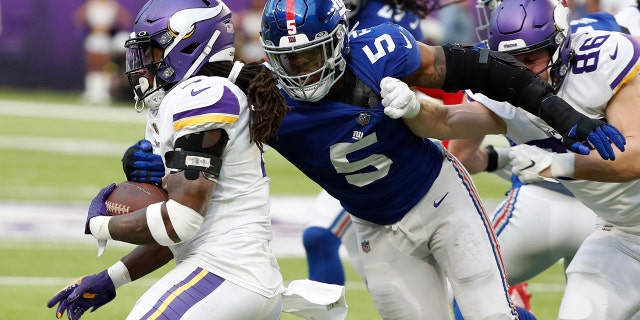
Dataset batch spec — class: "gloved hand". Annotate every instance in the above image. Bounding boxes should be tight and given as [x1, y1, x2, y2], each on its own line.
[122, 139, 165, 185]
[85, 183, 116, 235]
[47, 270, 116, 320]
[380, 77, 420, 119]
[563, 118, 626, 161]
[509, 144, 575, 183]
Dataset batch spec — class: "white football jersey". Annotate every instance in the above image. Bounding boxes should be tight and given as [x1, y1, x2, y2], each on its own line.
[470, 29, 640, 232]
[557, 30, 640, 231]
[144, 75, 284, 298]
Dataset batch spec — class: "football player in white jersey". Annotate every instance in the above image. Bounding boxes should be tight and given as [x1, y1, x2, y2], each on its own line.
[47, 1, 291, 319]
[383, 0, 639, 318]
[448, 0, 630, 317]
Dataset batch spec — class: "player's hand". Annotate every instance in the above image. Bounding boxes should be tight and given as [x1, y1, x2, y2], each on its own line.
[122, 139, 165, 185]
[562, 118, 625, 161]
[509, 145, 553, 183]
[380, 77, 420, 119]
[47, 270, 116, 320]
[85, 183, 116, 235]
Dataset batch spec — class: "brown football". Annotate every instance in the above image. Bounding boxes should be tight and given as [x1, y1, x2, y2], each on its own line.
[105, 181, 169, 216]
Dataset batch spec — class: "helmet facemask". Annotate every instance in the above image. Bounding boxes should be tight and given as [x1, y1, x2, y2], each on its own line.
[261, 20, 348, 102]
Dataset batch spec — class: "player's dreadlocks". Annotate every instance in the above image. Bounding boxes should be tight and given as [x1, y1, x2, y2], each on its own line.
[198, 61, 290, 153]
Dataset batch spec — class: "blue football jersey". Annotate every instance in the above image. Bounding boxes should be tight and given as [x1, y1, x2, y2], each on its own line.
[570, 11, 623, 33]
[269, 23, 443, 225]
[350, 0, 424, 41]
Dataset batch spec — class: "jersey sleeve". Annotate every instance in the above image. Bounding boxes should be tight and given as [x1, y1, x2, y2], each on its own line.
[165, 76, 242, 142]
[560, 31, 640, 118]
[347, 22, 421, 92]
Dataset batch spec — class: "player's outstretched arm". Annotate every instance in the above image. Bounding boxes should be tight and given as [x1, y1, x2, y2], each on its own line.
[402, 43, 626, 160]
[47, 245, 172, 320]
[380, 77, 505, 140]
[510, 75, 640, 183]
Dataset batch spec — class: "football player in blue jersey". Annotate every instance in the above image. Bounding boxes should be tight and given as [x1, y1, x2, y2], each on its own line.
[259, 0, 624, 318]
[300, 0, 464, 289]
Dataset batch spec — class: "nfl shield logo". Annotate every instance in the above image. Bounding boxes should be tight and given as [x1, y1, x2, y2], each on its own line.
[361, 240, 370, 253]
[358, 113, 371, 125]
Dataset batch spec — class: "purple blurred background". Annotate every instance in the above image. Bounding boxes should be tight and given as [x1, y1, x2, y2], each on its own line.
[0, 0, 252, 92]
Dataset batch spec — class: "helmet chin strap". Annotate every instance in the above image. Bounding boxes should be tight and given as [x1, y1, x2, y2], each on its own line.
[133, 77, 166, 113]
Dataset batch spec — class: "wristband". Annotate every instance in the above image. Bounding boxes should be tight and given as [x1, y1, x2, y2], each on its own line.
[89, 216, 113, 241]
[485, 145, 499, 172]
[107, 260, 131, 289]
[550, 153, 575, 178]
[484, 145, 510, 172]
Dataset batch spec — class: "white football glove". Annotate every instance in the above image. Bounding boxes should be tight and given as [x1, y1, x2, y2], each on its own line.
[380, 77, 420, 119]
[509, 144, 575, 183]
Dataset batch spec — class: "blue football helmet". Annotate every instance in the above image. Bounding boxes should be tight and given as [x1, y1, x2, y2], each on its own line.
[487, 0, 573, 89]
[124, 0, 235, 106]
[260, 0, 349, 102]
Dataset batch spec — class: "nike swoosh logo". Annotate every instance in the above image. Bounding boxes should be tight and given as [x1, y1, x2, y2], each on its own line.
[521, 160, 536, 171]
[409, 19, 420, 30]
[434, 192, 449, 208]
[610, 44, 618, 60]
[191, 87, 210, 96]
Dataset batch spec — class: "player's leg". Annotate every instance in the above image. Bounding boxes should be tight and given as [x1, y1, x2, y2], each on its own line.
[127, 261, 281, 320]
[559, 228, 640, 320]
[341, 224, 366, 280]
[435, 152, 529, 319]
[302, 189, 352, 285]
[491, 184, 597, 284]
[350, 215, 453, 320]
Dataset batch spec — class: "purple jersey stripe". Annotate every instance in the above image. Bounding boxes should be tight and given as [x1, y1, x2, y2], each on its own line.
[141, 268, 224, 319]
[610, 34, 640, 91]
[173, 86, 240, 128]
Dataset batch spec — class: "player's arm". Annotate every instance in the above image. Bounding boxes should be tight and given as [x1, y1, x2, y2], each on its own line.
[380, 77, 505, 139]
[511, 76, 640, 182]
[88, 129, 227, 245]
[47, 245, 172, 320]
[400, 43, 625, 160]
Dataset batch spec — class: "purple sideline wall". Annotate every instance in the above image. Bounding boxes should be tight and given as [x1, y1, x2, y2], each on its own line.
[0, 0, 252, 92]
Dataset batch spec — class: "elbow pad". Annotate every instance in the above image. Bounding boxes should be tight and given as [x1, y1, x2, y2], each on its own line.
[441, 43, 554, 117]
[147, 200, 204, 245]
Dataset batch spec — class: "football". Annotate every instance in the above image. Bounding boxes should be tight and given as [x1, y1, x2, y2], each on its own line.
[105, 181, 169, 216]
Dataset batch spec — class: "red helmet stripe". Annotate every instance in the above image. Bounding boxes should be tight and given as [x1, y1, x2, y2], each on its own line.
[286, 0, 295, 22]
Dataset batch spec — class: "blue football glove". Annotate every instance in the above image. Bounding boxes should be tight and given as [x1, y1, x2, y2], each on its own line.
[85, 183, 116, 235]
[47, 270, 116, 320]
[563, 118, 626, 160]
[122, 139, 165, 185]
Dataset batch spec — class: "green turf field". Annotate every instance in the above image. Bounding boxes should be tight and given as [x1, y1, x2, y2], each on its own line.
[0, 96, 564, 319]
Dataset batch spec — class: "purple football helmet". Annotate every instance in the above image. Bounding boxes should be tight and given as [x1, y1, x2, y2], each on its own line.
[487, 0, 573, 88]
[124, 0, 235, 103]
[260, 0, 349, 102]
